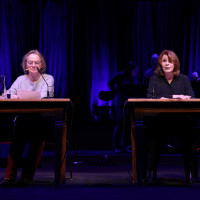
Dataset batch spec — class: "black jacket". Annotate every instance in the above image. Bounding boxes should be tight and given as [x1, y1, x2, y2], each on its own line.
[147, 74, 195, 98]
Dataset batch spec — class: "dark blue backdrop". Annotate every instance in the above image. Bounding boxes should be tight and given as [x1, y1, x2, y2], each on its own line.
[1, 0, 200, 123]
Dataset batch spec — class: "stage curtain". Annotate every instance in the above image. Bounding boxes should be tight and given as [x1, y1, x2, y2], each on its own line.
[0, 0, 200, 122]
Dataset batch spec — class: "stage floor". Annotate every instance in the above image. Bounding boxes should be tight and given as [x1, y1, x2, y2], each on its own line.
[0, 150, 200, 200]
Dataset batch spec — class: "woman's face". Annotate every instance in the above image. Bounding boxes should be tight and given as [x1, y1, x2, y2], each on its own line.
[26, 53, 42, 75]
[161, 54, 174, 73]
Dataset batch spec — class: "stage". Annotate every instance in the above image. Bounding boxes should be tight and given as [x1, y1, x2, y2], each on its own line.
[0, 117, 200, 200]
[0, 149, 200, 200]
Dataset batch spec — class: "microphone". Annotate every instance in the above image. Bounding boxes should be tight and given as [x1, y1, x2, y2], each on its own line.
[152, 76, 158, 99]
[37, 67, 50, 98]
[152, 87, 155, 99]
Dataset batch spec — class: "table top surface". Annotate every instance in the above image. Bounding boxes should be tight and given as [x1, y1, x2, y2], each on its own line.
[127, 98, 200, 102]
[0, 98, 70, 102]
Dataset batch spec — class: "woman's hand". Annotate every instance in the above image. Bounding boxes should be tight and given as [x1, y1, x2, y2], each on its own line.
[172, 95, 191, 99]
[11, 94, 19, 99]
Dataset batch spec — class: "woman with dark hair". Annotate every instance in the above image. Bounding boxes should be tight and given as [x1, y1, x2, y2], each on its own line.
[148, 50, 193, 99]
[0, 50, 54, 186]
[146, 50, 196, 184]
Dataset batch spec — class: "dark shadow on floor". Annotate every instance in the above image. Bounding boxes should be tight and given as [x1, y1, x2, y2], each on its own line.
[1, 150, 200, 200]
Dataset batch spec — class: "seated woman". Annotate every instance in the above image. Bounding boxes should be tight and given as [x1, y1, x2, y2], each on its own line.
[0, 50, 54, 186]
[146, 49, 196, 184]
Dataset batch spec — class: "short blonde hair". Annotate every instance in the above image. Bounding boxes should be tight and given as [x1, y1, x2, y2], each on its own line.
[154, 50, 180, 76]
[21, 50, 46, 74]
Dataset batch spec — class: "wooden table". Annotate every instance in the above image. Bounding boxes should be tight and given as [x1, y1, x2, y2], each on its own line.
[127, 98, 200, 183]
[0, 98, 71, 187]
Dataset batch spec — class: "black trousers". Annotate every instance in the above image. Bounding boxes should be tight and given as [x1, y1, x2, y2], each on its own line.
[145, 114, 197, 174]
[5, 114, 54, 182]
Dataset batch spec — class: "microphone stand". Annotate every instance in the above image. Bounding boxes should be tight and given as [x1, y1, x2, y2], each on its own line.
[37, 67, 50, 98]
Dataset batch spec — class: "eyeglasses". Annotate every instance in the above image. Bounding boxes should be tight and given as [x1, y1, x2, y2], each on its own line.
[27, 61, 41, 66]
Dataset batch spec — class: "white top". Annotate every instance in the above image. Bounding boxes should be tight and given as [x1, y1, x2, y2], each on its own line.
[9, 74, 54, 98]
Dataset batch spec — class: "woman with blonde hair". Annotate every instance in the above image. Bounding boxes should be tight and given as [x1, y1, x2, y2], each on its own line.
[0, 50, 54, 186]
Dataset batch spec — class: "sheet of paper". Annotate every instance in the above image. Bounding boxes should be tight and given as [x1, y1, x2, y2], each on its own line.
[17, 89, 41, 99]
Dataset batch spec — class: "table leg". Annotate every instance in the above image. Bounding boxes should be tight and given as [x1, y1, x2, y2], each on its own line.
[131, 114, 146, 183]
[54, 121, 66, 187]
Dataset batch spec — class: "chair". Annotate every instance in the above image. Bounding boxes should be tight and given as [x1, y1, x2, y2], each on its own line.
[92, 91, 115, 122]
[65, 101, 74, 180]
[0, 115, 15, 166]
[43, 100, 74, 180]
[0, 107, 74, 181]
[99, 91, 115, 101]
